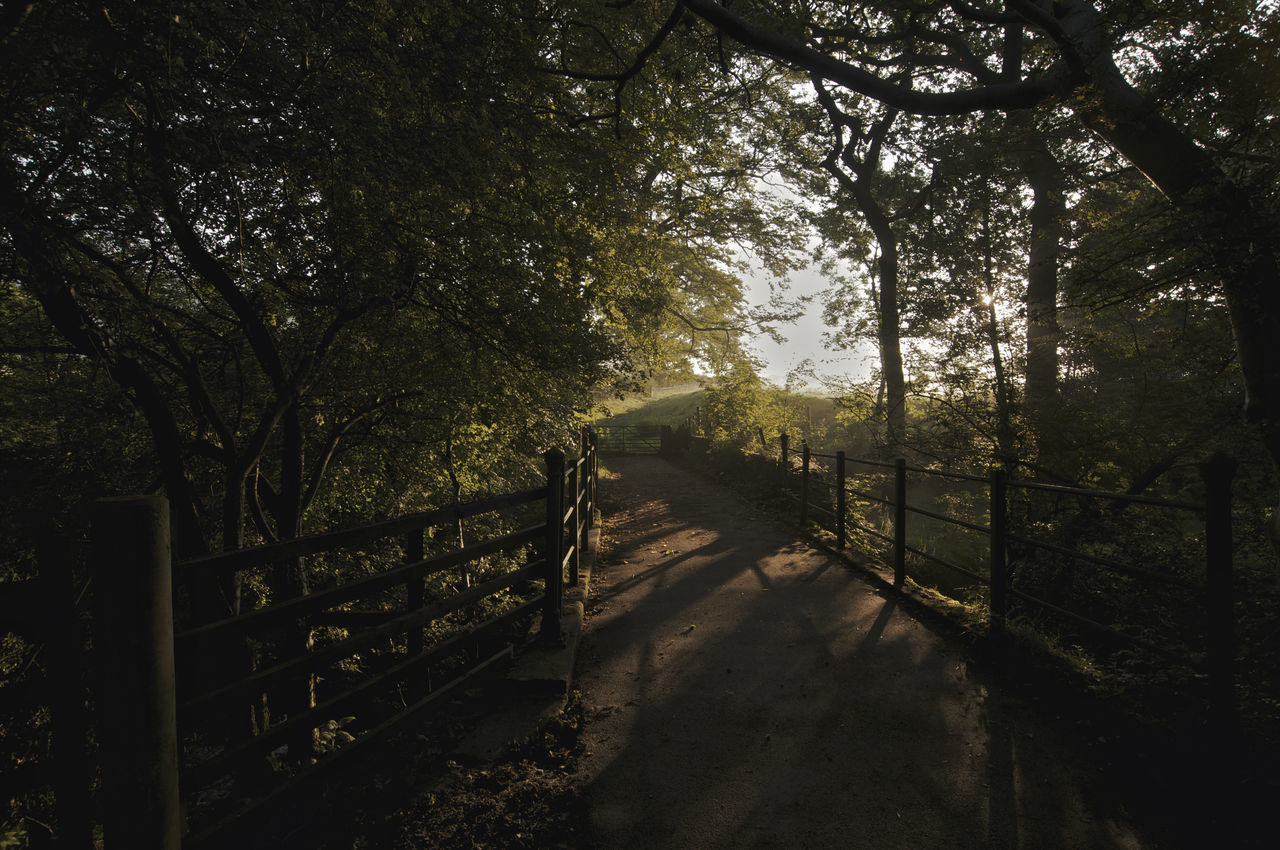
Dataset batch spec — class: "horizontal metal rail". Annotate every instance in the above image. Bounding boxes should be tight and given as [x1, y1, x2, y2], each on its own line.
[1006, 533, 1197, 589]
[902, 543, 987, 584]
[903, 503, 991, 536]
[845, 486, 893, 507]
[843, 457, 897, 470]
[1006, 586, 1201, 669]
[1007, 478, 1200, 511]
[847, 517, 894, 545]
[903, 463, 988, 484]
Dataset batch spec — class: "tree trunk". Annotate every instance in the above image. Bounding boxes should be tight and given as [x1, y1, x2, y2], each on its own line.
[981, 205, 1016, 465]
[1057, 4, 1280, 549]
[839, 170, 907, 450]
[1010, 125, 1065, 465]
[274, 408, 315, 757]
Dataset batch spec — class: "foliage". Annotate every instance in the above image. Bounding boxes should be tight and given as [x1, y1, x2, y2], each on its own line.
[0, 1, 803, 597]
[701, 362, 825, 452]
[4, 0, 1280, 831]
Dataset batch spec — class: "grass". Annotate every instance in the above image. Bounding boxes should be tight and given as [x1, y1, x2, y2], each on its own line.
[591, 384, 706, 426]
[591, 383, 844, 437]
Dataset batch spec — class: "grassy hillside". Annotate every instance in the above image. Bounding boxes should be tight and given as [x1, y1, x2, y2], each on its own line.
[594, 384, 841, 435]
[592, 385, 706, 426]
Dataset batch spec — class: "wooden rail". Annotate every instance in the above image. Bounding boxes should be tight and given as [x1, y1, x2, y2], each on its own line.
[0, 428, 599, 849]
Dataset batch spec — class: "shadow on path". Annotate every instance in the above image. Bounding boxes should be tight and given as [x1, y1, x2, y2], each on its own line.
[576, 456, 1145, 849]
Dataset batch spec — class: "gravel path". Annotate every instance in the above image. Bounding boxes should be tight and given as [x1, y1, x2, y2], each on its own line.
[575, 455, 1148, 849]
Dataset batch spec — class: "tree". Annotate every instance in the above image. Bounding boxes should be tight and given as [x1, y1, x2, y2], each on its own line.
[808, 81, 910, 450]
[606, 1, 1269, 537]
[1, 1, 809, 591]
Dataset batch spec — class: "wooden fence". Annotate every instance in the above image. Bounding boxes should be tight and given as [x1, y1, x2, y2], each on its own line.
[1, 431, 598, 848]
[690, 430, 1238, 726]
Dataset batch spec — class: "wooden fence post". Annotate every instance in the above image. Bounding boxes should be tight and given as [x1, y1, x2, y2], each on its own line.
[800, 443, 811, 526]
[780, 432, 790, 481]
[406, 529, 425, 655]
[92, 496, 181, 850]
[542, 449, 566, 645]
[588, 429, 598, 527]
[569, 460, 581, 587]
[836, 451, 847, 549]
[989, 467, 1008, 634]
[893, 458, 907, 587]
[579, 456, 590, 571]
[1201, 452, 1237, 729]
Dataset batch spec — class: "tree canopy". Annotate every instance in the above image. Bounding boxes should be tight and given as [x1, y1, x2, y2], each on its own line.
[3, 0, 1278, 570]
[0, 1, 802, 582]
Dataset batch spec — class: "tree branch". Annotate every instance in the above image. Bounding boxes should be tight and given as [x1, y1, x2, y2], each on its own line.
[551, 3, 685, 84]
[679, 0, 1063, 114]
[300, 398, 399, 516]
[141, 89, 290, 396]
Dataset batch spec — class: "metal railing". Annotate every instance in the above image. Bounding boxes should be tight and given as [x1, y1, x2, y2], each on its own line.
[763, 433, 1237, 726]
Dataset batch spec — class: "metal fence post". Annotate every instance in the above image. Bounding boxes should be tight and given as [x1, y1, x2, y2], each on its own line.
[836, 451, 847, 549]
[92, 496, 181, 850]
[542, 449, 566, 644]
[989, 467, 1008, 634]
[1201, 452, 1237, 729]
[894, 457, 907, 587]
[800, 442, 811, 526]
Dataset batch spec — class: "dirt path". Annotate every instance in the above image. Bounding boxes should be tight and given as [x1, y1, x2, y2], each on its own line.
[575, 455, 1147, 849]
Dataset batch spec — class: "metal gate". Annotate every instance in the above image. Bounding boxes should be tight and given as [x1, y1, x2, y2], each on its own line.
[592, 423, 663, 454]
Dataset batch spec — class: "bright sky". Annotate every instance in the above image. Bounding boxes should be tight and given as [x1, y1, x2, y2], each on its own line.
[743, 261, 875, 389]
